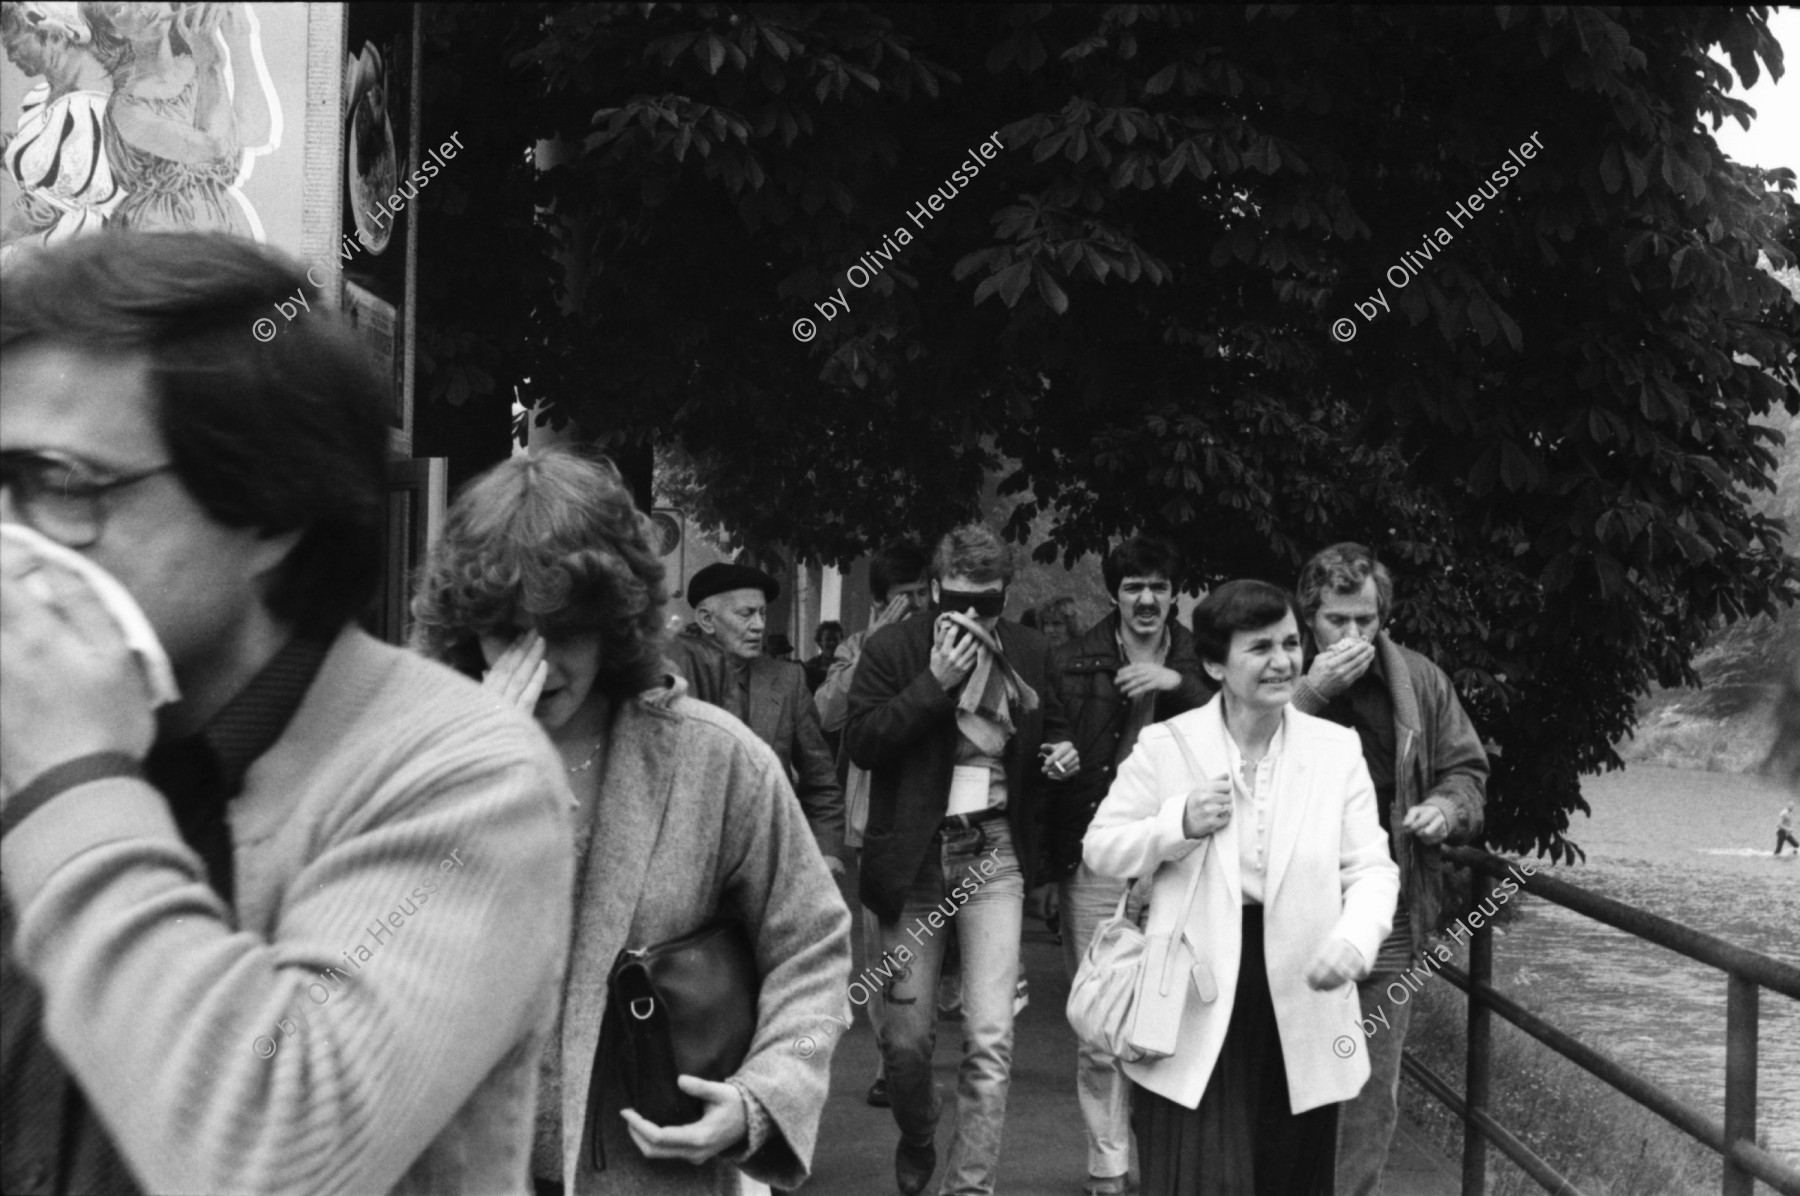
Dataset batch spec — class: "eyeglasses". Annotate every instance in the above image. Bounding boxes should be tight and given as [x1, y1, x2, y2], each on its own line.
[0, 450, 175, 549]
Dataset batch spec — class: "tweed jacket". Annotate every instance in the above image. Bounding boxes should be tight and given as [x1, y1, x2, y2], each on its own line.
[1290, 631, 1487, 957]
[1045, 613, 1215, 882]
[665, 633, 845, 858]
[549, 685, 852, 1196]
[845, 608, 1071, 922]
[1083, 698, 1399, 1113]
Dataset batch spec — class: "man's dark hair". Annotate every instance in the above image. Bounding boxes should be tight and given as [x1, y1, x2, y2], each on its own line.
[1190, 580, 1303, 665]
[1, 232, 388, 635]
[869, 539, 927, 602]
[1103, 535, 1182, 595]
[815, 620, 844, 645]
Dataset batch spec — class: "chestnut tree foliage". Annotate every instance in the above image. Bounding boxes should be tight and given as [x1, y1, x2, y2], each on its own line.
[420, 4, 1800, 858]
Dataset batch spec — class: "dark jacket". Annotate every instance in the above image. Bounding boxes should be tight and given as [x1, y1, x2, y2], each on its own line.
[665, 631, 846, 858]
[1044, 613, 1215, 882]
[1290, 631, 1488, 959]
[846, 609, 1070, 922]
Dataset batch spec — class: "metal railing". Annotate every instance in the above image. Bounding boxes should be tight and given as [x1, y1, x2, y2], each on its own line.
[1396, 846, 1800, 1196]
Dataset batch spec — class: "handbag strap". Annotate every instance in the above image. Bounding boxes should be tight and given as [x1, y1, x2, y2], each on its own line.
[1163, 724, 1213, 940]
[1104, 724, 1216, 929]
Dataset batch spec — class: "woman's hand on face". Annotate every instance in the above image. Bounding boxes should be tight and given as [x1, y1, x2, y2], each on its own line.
[620, 1075, 748, 1164]
[1180, 777, 1233, 839]
[1303, 938, 1367, 991]
[481, 630, 547, 713]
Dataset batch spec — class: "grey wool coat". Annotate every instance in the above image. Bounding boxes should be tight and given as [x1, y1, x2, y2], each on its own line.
[547, 681, 853, 1195]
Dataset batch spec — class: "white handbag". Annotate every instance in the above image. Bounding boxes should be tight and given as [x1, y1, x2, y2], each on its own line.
[1065, 725, 1219, 1063]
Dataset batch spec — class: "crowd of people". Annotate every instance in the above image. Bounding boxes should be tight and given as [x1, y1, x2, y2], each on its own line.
[32, 230, 1800, 1196]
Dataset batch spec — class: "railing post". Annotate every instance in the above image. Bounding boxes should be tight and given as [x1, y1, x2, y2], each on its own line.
[1463, 914, 1492, 1195]
[1723, 975, 1758, 1196]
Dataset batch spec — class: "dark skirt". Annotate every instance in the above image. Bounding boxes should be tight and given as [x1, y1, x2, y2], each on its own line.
[1132, 905, 1338, 1196]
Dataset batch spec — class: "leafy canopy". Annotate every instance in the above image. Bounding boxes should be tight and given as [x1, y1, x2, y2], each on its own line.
[420, 4, 1800, 859]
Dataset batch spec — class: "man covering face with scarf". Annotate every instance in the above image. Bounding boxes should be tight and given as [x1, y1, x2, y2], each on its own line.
[845, 522, 1075, 1196]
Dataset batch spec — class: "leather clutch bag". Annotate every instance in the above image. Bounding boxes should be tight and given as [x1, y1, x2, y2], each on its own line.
[597, 918, 761, 1135]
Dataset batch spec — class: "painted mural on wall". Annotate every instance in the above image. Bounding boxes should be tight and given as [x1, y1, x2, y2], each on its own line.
[0, 0, 281, 271]
[340, 1, 414, 429]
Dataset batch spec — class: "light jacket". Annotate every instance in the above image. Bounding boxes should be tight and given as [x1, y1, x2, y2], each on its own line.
[1289, 631, 1487, 958]
[1083, 697, 1399, 1114]
[549, 684, 852, 1195]
[814, 628, 875, 847]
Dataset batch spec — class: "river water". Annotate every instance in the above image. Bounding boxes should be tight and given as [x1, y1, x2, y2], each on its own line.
[1490, 765, 1799, 1161]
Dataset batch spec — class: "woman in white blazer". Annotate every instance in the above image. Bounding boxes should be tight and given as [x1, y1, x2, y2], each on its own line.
[1083, 580, 1399, 1195]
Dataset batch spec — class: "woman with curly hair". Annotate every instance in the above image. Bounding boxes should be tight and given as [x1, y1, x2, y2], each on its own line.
[411, 448, 851, 1196]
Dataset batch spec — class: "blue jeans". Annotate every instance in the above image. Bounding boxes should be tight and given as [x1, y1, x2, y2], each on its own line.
[1336, 968, 1415, 1196]
[875, 817, 1025, 1196]
[1058, 863, 1133, 1180]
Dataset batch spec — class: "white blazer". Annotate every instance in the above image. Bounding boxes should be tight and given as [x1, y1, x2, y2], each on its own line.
[1082, 696, 1399, 1113]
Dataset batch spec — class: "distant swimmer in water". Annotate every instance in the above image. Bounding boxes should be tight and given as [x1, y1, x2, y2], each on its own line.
[1777, 806, 1798, 857]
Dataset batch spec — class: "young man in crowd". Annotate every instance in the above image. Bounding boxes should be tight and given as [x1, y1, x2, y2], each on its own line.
[1041, 534, 1214, 1196]
[847, 523, 1076, 1196]
[805, 619, 845, 694]
[0, 232, 573, 1195]
[814, 539, 932, 1108]
[674, 562, 845, 873]
[1289, 543, 1489, 1196]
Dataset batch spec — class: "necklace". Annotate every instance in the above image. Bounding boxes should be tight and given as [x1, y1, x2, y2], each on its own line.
[566, 741, 602, 775]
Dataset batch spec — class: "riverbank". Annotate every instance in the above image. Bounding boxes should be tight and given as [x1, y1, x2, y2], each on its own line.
[1398, 763, 1798, 1193]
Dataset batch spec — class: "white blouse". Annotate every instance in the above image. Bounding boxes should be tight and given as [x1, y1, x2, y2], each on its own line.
[1223, 722, 1285, 905]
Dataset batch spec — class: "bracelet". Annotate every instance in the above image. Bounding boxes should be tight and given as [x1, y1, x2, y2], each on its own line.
[2, 752, 145, 839]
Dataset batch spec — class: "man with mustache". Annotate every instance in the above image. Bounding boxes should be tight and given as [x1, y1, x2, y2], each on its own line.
[1041, 534, 1213, 1196]
[846, 522, 1076, 1196]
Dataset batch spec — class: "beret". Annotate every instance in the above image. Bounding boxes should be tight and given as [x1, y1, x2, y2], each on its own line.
[687, 562, 780, 608]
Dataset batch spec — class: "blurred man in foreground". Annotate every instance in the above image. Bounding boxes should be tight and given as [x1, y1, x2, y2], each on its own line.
[0, 233, 572, 1195]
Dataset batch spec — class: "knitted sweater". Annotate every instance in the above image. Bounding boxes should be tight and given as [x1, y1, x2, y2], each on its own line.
[0, 627, 575, 1195]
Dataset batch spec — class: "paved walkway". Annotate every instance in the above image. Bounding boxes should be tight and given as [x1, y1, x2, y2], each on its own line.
[803, 919, 1457, 1195]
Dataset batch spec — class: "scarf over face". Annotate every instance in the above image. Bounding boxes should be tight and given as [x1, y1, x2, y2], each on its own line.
[937, 611, 1039, 754]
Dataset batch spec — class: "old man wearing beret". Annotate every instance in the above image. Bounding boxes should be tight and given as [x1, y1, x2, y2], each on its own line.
[669, 563, 846, 875]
